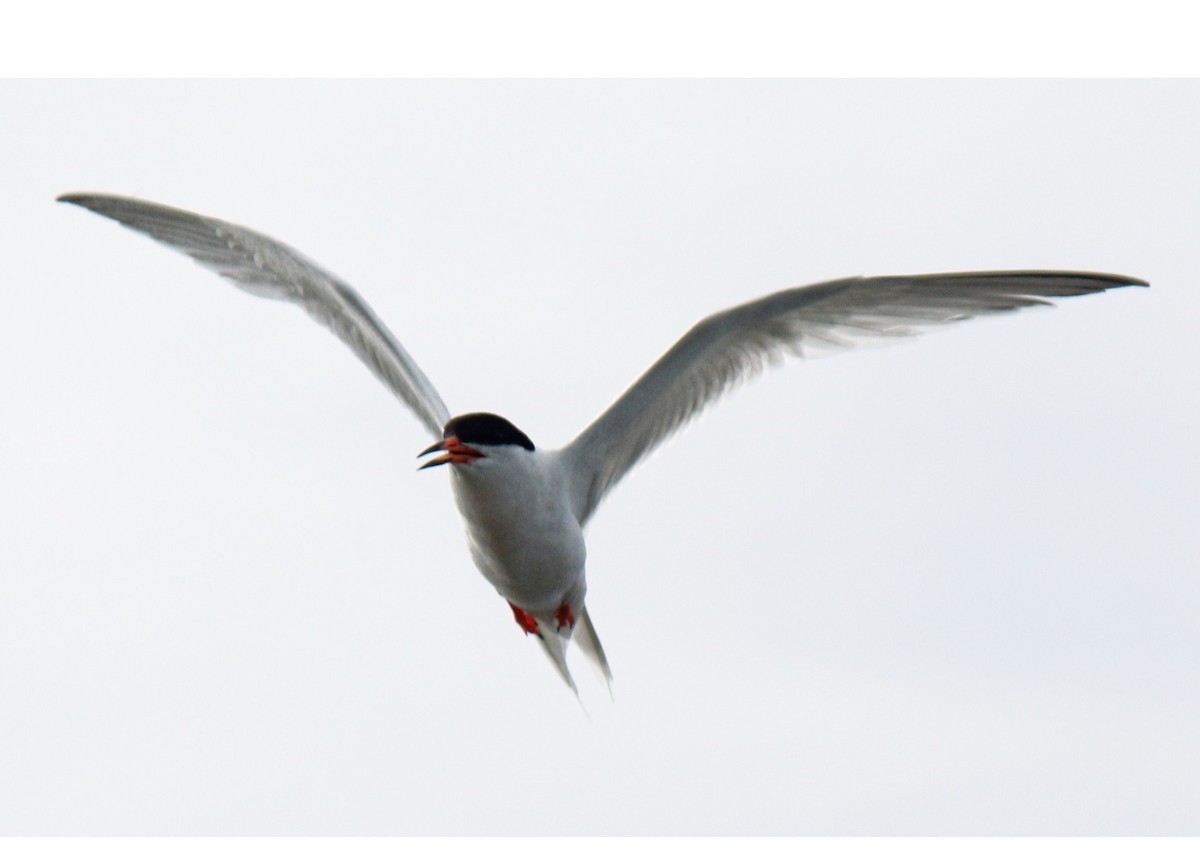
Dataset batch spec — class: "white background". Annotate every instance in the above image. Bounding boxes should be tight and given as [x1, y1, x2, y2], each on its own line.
[1, 80, 1196, 834]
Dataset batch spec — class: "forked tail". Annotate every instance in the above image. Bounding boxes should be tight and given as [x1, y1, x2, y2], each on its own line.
[531, 605, 612, 698]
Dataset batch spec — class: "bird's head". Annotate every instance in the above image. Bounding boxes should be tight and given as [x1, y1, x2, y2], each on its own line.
[417, 412, 536, 470]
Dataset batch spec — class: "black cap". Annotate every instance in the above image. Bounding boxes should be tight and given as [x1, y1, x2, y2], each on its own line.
[444, 413, 535, 451]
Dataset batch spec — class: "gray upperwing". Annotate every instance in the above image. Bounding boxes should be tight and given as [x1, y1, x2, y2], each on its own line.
[561, 270, 1146, 525]
[59, 193, 451, 438]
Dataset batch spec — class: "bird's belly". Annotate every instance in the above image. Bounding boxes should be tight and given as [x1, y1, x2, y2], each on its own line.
[451, 474, 586, 613]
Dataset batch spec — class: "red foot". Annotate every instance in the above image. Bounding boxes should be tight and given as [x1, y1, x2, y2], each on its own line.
[554, 602, 576, 630]
[508, 601, 542, 637]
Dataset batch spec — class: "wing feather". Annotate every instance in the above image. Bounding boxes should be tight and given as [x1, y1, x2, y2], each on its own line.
[562, 271, 1145, 524]
[58, 193, 451, 438]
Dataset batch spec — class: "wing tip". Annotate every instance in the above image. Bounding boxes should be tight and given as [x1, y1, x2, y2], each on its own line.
[57, 192, 175, 219]
[1011, 269, 1149, 291]
[912, 269, 1150, 296]
[1059, 270, 1149, 290]
[56, 191, 125, 215]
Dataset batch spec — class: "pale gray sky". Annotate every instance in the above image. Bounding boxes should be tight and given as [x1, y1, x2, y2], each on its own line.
[1, 80, 1196, 834]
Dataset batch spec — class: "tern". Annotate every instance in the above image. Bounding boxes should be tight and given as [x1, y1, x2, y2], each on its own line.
[59, 193, 1146, 693]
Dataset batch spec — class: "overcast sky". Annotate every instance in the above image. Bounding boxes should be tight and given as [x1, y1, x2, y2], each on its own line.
[1, 80, 1196, 834]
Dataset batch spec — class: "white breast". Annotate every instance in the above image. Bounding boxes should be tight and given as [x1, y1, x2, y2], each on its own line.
[449, 447, 587, 613]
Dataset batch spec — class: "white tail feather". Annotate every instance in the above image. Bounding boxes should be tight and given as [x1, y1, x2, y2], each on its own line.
[573, 606, 613, 697]
[535, 622, 578, 695]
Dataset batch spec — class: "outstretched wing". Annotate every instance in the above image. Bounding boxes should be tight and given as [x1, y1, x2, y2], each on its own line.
[561, 270, 1145, 524]
[59, 193, 451, 438]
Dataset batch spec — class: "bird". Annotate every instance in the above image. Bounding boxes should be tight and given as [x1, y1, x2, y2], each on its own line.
[58, 192, 1146, 694]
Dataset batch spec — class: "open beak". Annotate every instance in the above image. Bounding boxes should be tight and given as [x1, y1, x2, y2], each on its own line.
[418, 436, 485, 470]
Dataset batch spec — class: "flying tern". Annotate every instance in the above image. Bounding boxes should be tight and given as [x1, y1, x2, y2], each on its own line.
[59, 193, 1146, 693]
